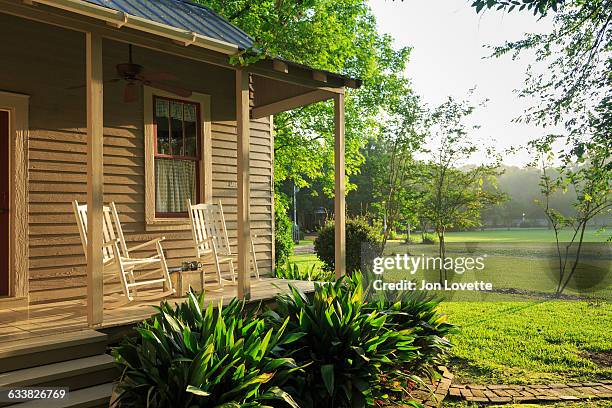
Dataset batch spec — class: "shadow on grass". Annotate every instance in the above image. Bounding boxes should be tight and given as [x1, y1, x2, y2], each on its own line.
[457, 300, 548, 329]
[447, 355, 498, 384]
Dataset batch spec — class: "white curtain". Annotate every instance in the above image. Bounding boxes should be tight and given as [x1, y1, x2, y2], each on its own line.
[155, 158, 196, 213]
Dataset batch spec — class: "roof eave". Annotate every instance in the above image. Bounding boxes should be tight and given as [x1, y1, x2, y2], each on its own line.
[268, 57, 362, 89]
[26, 0, 362, 89]
[28, 0, 239, 55]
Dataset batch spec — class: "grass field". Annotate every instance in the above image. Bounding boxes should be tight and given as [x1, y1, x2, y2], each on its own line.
[441, 300, 611, 384]
[289, 228, 611, 386]
[439, 228, 608, 243]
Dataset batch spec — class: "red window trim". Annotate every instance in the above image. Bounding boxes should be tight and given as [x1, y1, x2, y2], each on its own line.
[153, 95, 202, 218]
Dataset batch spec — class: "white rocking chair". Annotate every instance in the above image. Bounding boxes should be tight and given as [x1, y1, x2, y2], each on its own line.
[187, 199, 260, 288]
[73, 200, 175, 305]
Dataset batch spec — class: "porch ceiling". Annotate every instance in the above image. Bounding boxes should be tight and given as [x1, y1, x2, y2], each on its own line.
[3, 0, 361, 119]
[8, 0, 361, 107]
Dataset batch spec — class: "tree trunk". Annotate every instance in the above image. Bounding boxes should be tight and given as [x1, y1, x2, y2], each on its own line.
[438, 229, 446, 284]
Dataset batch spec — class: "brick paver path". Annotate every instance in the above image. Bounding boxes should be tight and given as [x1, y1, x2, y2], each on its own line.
[400, 368, 612, 407]
[447, 380, 612, 405]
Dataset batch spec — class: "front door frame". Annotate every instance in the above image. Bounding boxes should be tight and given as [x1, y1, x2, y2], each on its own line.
[0, 91, 29, 303]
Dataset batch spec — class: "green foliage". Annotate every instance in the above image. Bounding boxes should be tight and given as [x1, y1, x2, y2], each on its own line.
[112, 291, 301, 408]
[274, 262, 334, 282]
[471, 0, 611, 294]
[314, 217, 382, 274]
[364, 291, 458, 380]
[195, 0, 414, 195]
[417, 95, 507, 281]
[534, 136, 610, 294]
[364, 92, 426, 250]
[474, 0, 611, 155]
[421, 233, 437, 244]
[266, 274, 419, 408]
[275, 193, 294, 267]
[471, 0, 565, 15]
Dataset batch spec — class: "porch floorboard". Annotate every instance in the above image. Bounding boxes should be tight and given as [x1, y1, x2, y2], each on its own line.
[0, 278, 315, 348]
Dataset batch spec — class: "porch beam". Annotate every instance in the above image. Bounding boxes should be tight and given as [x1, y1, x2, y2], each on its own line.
[251, 89, 333, 119]
[0, 1, 348, 94]
[236, 69, 251, 300]
[334, 93, 346, 279]
[86, 31, 104, 326]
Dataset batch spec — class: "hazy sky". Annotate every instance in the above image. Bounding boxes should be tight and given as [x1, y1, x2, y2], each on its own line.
[368, 0, 557, 166]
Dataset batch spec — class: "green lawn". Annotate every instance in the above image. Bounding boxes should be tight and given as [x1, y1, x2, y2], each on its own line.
[413, 228, 608, 243]
[290, 252, 322, 271]
[289, 229, 611, 386]
[381, 241, 611, 300]
[441, 299, 612, 385]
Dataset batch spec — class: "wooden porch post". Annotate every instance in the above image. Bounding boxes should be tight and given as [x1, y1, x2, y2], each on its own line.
[334, 93, 346, 279]
[236, 69, 251, 300]
[86, 32, 104, 325]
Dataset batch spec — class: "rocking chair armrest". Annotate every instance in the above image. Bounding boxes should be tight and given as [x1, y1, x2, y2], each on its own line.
[128, 237, 166, 252]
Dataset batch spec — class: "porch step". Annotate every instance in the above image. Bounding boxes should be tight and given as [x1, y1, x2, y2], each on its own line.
[7, 383, 115, 408]
[0, 330, 107, 373]
[0, 354, 118, 390]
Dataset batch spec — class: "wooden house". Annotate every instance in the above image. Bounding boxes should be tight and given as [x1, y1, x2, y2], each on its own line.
[0, 0, 357, 348]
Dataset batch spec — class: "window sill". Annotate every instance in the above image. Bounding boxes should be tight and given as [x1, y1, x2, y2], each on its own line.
[145, 217, 192, 232]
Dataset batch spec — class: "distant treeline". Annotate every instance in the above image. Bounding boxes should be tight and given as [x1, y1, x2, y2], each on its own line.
[282, 165, 609, 232]
[481, 166, 608, 229]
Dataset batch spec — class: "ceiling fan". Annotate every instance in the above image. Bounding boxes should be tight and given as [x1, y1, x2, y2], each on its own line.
[69, 44, 192, 103]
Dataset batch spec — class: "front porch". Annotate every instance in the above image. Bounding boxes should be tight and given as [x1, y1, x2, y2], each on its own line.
[0, 0, 354, 338]
[0, 277, 314, 345]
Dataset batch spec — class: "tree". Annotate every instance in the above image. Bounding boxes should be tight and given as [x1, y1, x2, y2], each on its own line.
[472, 0, 611, 293]
[419, 96, 506, 283]
[471, 0, 611, 176]
[533, 130, 611, 295]
[367, 92, 425, 251]
[195, 0, 415, 196]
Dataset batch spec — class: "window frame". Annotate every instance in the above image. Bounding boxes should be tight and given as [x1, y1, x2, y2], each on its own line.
[144, 87, 212, 228]
[152, 96, 201, 218]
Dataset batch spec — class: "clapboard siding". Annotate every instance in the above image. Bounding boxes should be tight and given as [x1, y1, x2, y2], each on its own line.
[0, 14, 274, 304]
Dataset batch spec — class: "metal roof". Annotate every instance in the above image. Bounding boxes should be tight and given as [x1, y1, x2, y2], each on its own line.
[83, 0, 255, 49]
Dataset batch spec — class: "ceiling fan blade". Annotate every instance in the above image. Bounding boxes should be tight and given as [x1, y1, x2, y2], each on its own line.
[147, 81, 192, 98]
[138, 71, 177, 82]
[124, 82, 139, 103]
[66, 78, 121, 90]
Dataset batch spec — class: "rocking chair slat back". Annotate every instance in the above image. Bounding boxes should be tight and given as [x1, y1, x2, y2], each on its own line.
[72, 200, 174, 304]
[204, 202, 231, 256]
[187, 199, 260, 283]
[73, 201, 127, 263]
[187, 199, 211, 257]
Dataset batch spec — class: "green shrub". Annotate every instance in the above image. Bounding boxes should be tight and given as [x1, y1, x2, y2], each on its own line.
[275, 262, 334, 282]
[112, 291, 301, 408]
[364, 290, 458, 380]
[314, 217, 382, 275]
[421, 233, 437, 244]
[266, 274, 418, 408]
[275, 193, 294, 267]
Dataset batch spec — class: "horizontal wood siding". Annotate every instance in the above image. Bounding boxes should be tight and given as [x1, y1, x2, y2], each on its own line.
[0, 14, 274, 304]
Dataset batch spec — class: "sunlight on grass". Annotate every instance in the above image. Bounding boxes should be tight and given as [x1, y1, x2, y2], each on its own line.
[288, 230, 610, 386]
[441, 300, 612, 384]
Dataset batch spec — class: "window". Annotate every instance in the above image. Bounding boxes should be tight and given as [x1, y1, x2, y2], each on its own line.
[144, 88, 211, 226]
[153, 97, 200, 217]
